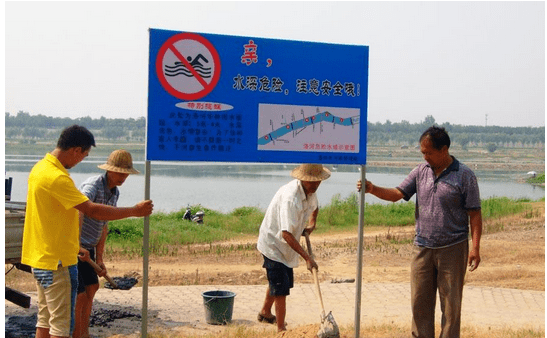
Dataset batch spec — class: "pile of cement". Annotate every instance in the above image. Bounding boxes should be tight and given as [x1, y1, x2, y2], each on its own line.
[105, 277, 138, 290]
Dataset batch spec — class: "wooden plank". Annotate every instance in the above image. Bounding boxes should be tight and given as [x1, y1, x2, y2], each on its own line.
[5, 287, 31, 308]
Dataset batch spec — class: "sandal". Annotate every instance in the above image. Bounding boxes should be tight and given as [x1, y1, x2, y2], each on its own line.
[257, 313, 277, 324]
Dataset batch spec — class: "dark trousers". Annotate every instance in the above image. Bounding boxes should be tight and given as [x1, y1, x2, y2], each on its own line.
[411, 240, 468, 338]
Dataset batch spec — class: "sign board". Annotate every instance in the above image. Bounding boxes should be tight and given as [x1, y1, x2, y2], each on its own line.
[147, 28, 369, 164]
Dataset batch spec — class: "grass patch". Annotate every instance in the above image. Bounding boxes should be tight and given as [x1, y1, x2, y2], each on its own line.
[526, 172, 545, 185]
[481, 197, 528, 219]
[106, 196, 542, 257]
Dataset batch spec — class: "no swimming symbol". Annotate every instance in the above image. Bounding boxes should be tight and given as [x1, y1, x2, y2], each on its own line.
[156, 33, 221, 101]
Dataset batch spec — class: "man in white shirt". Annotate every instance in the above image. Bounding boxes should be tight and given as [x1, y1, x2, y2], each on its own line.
[257, 163, 331, 333]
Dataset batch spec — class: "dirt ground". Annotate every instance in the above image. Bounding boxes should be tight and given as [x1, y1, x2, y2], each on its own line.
[5, 202, 544, 337]
[98, 202, 545, 293]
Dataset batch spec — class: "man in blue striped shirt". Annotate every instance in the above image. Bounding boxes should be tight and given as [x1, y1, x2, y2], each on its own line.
[73, 149, 140, 338]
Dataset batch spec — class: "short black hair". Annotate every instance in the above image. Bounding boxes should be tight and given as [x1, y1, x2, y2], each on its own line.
[419, 126, 450, 150]
[56, 125, 96, 151]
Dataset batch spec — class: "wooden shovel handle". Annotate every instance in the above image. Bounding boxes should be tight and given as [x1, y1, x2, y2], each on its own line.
[304, 233, 326, 317]
[85, 258, 118, 289]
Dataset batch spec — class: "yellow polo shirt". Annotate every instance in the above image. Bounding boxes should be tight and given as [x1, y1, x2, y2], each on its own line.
[21, 153, 89, 270]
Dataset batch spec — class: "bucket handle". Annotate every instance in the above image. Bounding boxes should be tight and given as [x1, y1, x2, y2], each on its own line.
[202, 291, 235, 304]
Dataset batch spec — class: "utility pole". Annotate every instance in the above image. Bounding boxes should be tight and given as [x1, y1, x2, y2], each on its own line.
[485, 114, 488, 127]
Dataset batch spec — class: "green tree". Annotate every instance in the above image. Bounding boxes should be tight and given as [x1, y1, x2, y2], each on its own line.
[22, 127, 41, 139]
[423, 115, 436, 126]
[103, 127, 126, 140]
[457, 133, 471, 151]
[486, 143, 498, 153]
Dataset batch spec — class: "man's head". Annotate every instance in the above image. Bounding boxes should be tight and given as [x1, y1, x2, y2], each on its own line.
[57, 125, 96, 151]
[98, 149, 140, 188]
[290, 164, 331, 195]
[419, 126, 451, 170]
[55, 125, 96, 169]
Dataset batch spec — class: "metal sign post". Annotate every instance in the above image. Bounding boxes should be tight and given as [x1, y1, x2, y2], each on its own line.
[354, 165, 366, 338]
[142, 160, 151, 337]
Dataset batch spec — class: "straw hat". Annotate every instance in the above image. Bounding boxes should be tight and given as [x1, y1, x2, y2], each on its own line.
[290, 164, 331, 182]
[97, 149, 140, 174]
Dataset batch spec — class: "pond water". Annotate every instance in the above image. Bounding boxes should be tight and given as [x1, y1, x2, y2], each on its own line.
[5, 156, 544, 213]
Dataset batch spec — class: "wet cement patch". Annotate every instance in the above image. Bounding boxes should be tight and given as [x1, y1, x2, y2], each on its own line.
[5, 313, 37, 338]
[90, 304, 142, 327]
[5, 302, 155, 338]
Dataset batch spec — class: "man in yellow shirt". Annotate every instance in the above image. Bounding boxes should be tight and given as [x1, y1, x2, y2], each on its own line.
[21, 125, 154, 338]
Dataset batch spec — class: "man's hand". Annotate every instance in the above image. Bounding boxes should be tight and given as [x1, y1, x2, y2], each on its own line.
[468, 249, 481, 272]
[96, 263, 108, 277]
[95, 257, 107, 277]
[134, 200, 154, 217]
[357, 179, 373, 193]
[78, 248, 91, 262]
[306, 257, 319, 273]
[302, 226, 315, 237]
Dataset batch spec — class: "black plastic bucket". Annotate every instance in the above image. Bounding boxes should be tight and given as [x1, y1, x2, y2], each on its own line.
[202, 290, 236, 325]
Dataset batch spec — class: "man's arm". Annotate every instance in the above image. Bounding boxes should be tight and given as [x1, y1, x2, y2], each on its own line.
[78, 211, 91, 262]
[74, 199, 153, 221]
[94, 224, 108, 277]
[302, 208, 319, 236]
[468, 209, 482, 271]
[357, 180, 405, 202]
[281, 231, 318, 272]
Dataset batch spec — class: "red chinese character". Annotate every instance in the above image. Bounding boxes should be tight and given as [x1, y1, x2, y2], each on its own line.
[241, 40, 258, 65]
[214, 104, 221, 110]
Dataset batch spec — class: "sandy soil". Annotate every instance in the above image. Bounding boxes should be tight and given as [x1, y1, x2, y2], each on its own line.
[5, 203, 544, 337]
[103, 202, 544, 292]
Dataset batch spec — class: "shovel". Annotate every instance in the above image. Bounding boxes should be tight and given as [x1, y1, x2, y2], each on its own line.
[304, 233, 340, 338]
[85, 258, 119, 289]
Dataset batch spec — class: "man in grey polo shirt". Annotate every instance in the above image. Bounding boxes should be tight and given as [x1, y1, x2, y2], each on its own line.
[358, 126, 482, 338]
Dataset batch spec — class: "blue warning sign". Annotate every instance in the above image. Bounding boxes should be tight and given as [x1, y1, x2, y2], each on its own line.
[147, 28, 369, 164]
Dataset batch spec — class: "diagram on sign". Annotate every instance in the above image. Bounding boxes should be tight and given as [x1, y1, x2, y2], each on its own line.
[257, 104, 360, 153]
[156, 33, 221, 101]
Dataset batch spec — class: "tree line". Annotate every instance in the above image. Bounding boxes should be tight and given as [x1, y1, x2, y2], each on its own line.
[368, 116, 544, 150]
[5, 111, 146, 142]
[5, 111, 545, 150]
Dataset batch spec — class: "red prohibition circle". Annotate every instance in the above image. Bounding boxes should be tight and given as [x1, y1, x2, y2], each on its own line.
[156, 33, 221, 101]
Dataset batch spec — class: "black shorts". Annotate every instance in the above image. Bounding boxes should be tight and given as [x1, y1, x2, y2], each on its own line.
[263, 255, 293, 296]
[77, 248, 99, 294]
